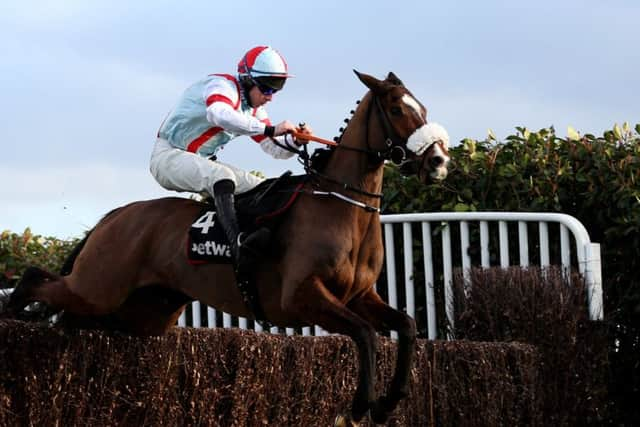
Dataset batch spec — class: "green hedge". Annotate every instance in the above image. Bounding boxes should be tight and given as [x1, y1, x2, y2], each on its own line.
[382, 123, 640, 426]
[0, 229, 79, 288]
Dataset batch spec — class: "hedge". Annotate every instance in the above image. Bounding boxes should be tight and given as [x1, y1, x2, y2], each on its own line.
[0, 320, 539, 426]
[0, 229, 80, 289]
[453, 266, 608, 425]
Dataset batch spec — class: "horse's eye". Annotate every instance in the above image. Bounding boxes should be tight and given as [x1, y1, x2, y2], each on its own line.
[390, 106, 402, 116]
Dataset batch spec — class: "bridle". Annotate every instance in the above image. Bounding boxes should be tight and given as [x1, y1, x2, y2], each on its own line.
[273, 89, 434, 212]
[328, 94, 419, 167]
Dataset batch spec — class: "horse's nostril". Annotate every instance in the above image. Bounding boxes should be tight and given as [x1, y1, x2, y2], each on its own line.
[430, 156, 444, 168]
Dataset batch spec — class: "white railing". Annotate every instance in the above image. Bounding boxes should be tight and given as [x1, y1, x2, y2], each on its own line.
[381, 212, 603, 339]
[179, 212, 603, 338]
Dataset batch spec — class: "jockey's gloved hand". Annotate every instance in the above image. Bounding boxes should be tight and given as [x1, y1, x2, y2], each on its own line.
[273, 120, 297, 137]
[294, 122, 313, 145]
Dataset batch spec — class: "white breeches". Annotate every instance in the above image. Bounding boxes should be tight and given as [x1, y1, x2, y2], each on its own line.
[150, 138, 264, 196]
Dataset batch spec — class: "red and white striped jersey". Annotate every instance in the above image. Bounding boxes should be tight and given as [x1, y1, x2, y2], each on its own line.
[158, 74, 275, 157]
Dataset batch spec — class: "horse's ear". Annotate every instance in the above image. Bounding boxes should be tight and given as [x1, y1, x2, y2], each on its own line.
[353, 69, 387, 94]
[386, 72, 404, 86]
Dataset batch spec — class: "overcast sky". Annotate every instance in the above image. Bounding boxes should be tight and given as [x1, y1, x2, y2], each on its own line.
[2, 0, 638, 239]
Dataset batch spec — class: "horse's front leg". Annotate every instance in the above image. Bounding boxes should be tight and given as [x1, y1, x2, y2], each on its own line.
[348, 290, 417, 424]
[282, 276, 377, 426]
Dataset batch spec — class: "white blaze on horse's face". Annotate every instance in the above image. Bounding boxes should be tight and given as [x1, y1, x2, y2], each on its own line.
[406, 121, 451, 181]
[402, 94, 424, 118]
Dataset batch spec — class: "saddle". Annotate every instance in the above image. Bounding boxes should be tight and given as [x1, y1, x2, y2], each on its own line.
[187, 171, 306, 265]
[236, 171, 307, 228]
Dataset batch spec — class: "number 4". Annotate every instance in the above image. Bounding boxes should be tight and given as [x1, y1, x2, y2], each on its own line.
[192, 211, 216, 234]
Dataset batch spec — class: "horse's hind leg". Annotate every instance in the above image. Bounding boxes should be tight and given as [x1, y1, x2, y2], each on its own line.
[348, 290, 417, 424]
[6, 267, 55, 315]
[7, 266, 99, 316]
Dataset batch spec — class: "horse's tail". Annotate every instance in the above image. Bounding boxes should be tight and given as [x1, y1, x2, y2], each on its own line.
[59, 207, 124, 275]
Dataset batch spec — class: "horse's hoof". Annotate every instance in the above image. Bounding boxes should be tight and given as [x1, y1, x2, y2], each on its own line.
[334, 414, 359, 427]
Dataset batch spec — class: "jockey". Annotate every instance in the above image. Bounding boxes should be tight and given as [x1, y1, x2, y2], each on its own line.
[150, 45, 311, 273]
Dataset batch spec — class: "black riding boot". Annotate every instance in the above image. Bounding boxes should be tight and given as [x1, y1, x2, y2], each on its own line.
[212, 180, 270, 271]
[213, 179, 272, 325]
[213, 180, 241, 263]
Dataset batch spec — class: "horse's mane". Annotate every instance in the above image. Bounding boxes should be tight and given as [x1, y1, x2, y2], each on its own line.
[308, 147, 336, 173]
[307, 99, 358, 173]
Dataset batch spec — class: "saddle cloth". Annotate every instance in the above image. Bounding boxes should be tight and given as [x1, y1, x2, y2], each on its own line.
[187, 171, 306, 265]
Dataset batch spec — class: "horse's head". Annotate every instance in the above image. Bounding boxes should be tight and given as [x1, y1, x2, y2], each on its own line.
[354, 70, 450, 183]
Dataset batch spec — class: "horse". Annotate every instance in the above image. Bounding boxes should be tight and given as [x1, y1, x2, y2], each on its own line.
[5, 70, 450, 426]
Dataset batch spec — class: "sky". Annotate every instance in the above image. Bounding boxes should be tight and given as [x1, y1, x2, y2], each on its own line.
[1, 0, 639, 239]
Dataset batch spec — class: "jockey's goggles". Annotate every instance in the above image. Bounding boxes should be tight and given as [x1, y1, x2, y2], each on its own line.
[252, 76, 286, 95]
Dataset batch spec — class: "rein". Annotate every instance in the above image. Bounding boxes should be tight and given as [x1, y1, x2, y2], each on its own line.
[291, 131, 386, 200]
[268, 135, 381, 201]
[292, 94, 407, 163]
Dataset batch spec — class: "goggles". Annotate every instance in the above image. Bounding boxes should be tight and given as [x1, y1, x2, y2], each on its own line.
[252, 76, 286, 95]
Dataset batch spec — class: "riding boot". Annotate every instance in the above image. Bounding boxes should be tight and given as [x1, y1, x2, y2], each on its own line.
[213, 180, 272, 325]
[212, 180, 271, 271]
[213, 180, 242, 263]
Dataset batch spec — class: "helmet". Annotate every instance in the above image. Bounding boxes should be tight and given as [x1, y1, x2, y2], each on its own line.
[237, 46, 293, 91]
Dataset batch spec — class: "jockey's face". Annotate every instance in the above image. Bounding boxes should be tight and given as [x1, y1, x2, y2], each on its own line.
[249, 85, 273, 108]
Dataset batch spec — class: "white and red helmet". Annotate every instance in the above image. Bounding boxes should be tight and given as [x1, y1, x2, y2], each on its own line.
[237, 46, 292, 92]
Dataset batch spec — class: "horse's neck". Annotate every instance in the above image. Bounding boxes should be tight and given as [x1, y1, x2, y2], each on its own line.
[324, 93, 385, 196]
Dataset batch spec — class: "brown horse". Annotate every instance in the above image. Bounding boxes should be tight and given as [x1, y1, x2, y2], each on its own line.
[6, 70, 450, 426]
